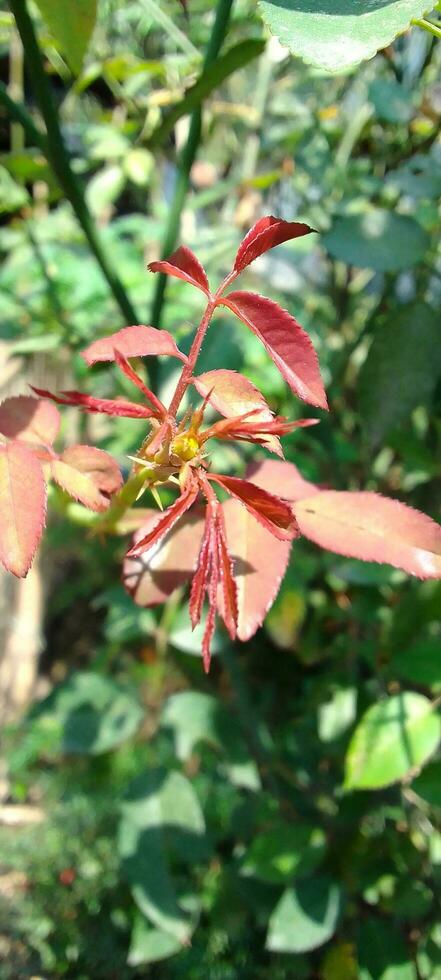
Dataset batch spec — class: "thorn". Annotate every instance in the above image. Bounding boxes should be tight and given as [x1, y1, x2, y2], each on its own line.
[150, 486, 164, 510]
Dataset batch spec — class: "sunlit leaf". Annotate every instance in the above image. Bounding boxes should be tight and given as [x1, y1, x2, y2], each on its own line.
[295, 491, 441, 579]
[0, 440, 46, 577]
[210, 472, 298, 541]
[52, 445, 122, 512]
[149, 246, 210, 296]
[123, 510, 205, 606]
[344, 693, 440, 790]
[220, 291, 327, 409]
[82, 325, 187, 365]
[233, 214, 314, 274]
[0, 395, 60, 447]
[258, 1, 431, 73]
[222, 497, 291, 640]
[266, 876, 342, 953]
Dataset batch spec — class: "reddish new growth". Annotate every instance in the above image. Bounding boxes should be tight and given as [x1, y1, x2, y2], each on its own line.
[1, 216, 440, 670]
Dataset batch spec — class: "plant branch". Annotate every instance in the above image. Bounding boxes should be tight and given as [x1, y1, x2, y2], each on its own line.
[0, 81, 46, 150]
[411, 17, 441, 38]
[10, 0, 140, 327]
[150, 0, 235, 330]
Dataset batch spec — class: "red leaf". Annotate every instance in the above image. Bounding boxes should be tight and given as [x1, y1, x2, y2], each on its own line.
[246, 458, 320, 503]
[0, 395, 60, 446]
[233, 215, 315, 274]
[148, 246, 210, 296]
[82, 325, 187, 365]
[113, 349, 166, 417]
[0, 440, 46, 577]
[215, 509, 237, 639]
[126, 484, 199, 557]
[32, 387, 153, 419]
[52, 445, 122, 512]
[123, 509, 205, 606]
[294, 491, 441, 579]
[220, 291, 327, 410]
[189, 511, 213, 628]
[222, 497, 291, 641]
[194, 369, 283, 456]
[208, 473, 298, 541]
[192, 369, 272, 420]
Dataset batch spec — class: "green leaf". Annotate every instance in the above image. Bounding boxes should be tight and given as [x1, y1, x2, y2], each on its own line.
[258, 1, 431, 73]
[358, 304, 441, 445]
[127, 909, 195, 965]
[118, 769, 207, 944]
[168, 606, 229, 657]
[318, 687, 357, 742]
[34, 0, 98, 74]
[149, 39, 265, 148]
[323, 210, 429, 271]
[358, 918, 417, 980]
[411, 759, 441, 807]
[266, 876, 342, 953]
[30, 671, 143, 755]
[0, 164, 29, 214]
[369, 79, 413, 124]
[85, 165, 125, 217]
[240, 823, 326, 884]
[344, 693, 441, 790]
[390, 640, 441, 691]
[161, 692, 260, 790]
[417, 925, 441, 980]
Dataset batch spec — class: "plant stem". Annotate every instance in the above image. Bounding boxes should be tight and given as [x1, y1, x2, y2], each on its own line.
[0, 81, 46, 150]
[411, 17, 441, 38]
[150, 0, 235, 329]
[10, 0, 140, 327]
[167, 298, 215, 416]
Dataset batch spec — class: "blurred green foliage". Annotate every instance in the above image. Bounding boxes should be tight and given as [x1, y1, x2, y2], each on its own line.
[0, 0, 440, 977]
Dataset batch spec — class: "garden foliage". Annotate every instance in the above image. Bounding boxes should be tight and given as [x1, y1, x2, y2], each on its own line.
[0, 1, 440, 977]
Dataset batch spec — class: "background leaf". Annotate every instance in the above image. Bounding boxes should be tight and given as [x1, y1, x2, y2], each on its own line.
[359, 304, 441, 445]
[118, 769, 207, 943]
[34, 0, 98, 73]
[266, 876, 342, 953]
[258, 1, 432, 73]
[323, 210, 429, 271]
[344, 693, 440, 790]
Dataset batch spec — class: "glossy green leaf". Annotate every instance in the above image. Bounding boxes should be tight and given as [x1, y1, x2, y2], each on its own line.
[411, 759, 441, 807]
[344, 693, 440, 790]
[34, 0, 98, 73]
[258, 1, 431, 73]
[358, 918, 417, 980]
[417, 925, 441, 980]
[266, 876, 342, 953]
[118, 769, 207, 944]
[30, 671, 143, 755]
[240, 823, 325, 884]
[323, 210, 429, 271]
[359, 303, 441, 445]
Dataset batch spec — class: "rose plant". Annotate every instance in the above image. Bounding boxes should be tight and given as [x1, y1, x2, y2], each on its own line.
[1, 216, 440, 669]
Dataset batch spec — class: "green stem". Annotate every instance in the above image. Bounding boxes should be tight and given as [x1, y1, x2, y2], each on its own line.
[0, 81, 46, 150]
[10, 0, 140, 327]
[150, 0, 234, 329]
[411, 17, 441, 39]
